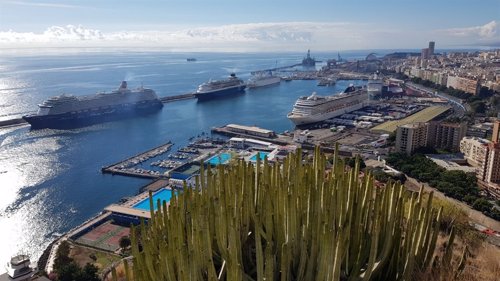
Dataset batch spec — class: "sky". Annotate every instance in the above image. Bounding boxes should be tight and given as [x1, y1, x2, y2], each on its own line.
[0, 0, 499, 52]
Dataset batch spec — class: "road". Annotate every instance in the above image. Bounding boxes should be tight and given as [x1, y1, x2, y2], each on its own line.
[405, 82, 468, 117]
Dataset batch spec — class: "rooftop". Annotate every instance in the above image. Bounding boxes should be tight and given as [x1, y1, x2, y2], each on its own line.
[425, 154, 476, 173]
[370, 106, 451, 133]
[226, 124, 275, 135]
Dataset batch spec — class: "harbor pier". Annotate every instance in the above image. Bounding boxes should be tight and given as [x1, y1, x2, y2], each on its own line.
[101, 141, 173, 178]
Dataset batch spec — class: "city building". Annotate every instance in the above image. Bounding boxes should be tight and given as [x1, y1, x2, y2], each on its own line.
[460, 120, 500, 198]
[396, 121, 467, 155]
[427, 121, 467, 152]
[446, 75, 480, 95]
[485, 142, 500, 184]
[395, 123, 428, 154]
[460, 137, 489, 173]
[428, 41, 435, 56]
[492, 120, 500, 143]
[421, 48, 430, 60]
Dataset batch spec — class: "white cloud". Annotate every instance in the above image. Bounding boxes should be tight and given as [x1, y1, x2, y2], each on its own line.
[0, 21, 498, 51]
[441, 20, 497, 39]
[0, 22, 379, 51]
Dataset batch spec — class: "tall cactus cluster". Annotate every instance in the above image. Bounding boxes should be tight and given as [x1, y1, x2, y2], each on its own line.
[122, 147, 445, 281]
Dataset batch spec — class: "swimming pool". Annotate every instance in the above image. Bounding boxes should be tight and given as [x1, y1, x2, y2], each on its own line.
[250, 152, 269, 162]
[133, 188, 174, 211]
[207, 152, 231, 165]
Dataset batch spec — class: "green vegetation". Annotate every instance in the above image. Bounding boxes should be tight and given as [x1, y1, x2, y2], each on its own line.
[344, 156, 366, 170]
[116, 147, 458, 281]
[53, 241, 101, 281]
[386, 153, 500, 220]
[370, 168, 407, 184]
[119, 236, 131, 250]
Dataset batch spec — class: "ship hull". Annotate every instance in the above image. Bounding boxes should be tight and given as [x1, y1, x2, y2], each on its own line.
[288, 102, 365, 126]
[247, 77, 281, 89]
[23, 100, 163, 129]
[194, 85, 246, 101]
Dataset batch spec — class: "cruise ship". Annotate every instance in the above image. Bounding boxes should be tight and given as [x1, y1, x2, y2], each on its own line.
[22, 81, 163, 129]
[287, 85, 368, 126]
[194, 73, 246, 100]
[246, 71, 281, 89]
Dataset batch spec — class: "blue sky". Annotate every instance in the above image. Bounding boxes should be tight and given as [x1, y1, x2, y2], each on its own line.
[0, 0, 498, 51]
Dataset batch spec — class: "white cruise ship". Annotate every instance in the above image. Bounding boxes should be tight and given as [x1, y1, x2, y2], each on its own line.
[287, 85, 368, 126]
[246, 72, 281, 89]
[194, 73, 246, 100]
[23, 81, 163, 129]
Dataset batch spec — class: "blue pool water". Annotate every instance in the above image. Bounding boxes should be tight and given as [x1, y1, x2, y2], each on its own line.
[133, 188, 174, 211]
[207, 152, 232, 165]
[250, 152, 269, 161]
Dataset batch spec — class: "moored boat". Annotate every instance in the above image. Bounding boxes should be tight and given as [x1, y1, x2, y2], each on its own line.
[247, 71, 281, 89]
[287, 85, 368, 126]
[22, 81, 163, 129]
[194, 73, 246, 101]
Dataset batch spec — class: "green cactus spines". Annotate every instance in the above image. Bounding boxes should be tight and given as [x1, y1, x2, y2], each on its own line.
[119, 147, 447, 281]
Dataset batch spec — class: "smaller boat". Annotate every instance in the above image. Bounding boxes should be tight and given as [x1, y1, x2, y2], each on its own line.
[317, 77, 337, 86]
[186, 58, 197, 62]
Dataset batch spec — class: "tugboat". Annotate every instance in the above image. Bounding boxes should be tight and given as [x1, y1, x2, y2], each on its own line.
[0, 255, 40, 281]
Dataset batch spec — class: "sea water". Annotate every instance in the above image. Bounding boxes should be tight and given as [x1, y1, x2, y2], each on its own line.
[0, 50, 369, 268]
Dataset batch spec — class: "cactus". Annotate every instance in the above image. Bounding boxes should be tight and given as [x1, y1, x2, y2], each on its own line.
[117, 146, 446, 281]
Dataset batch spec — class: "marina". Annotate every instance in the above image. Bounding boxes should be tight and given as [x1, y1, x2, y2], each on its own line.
[101, 141, 173, 179]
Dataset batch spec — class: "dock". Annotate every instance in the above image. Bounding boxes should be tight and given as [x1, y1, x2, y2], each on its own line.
[0, 118, 27, 129]
[160, 93, 195, 103]
[251, 63, 303, 75]
[211, 124, 293, 146]
[101, 141, 173, 179]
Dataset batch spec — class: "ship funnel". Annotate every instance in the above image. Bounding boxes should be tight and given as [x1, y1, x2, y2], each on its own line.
[119, 81, 127, 90]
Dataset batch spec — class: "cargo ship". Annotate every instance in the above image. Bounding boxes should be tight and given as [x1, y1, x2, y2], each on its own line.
[22, 81, 163, 129]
